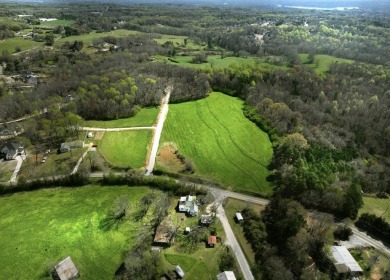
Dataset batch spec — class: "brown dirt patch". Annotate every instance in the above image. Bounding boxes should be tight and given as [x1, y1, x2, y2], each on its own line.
[94, 131, 105, 140]
[156, 142, 185, 173]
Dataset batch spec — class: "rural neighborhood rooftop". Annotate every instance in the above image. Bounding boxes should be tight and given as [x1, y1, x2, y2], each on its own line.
[331, 246, 363, 273]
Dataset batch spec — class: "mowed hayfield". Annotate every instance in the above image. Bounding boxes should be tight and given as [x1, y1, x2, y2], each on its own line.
[99, 130, 152, 168]
[159, 92, 273, 195]
[83, 107, 159, 128]
[0, 186, 150, 280]
[360, 197, 390, 223]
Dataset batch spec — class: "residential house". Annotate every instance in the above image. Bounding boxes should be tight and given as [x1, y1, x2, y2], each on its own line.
[59, 140, 84, 153]
[331, 246, 363, 276]
[54, 256, 79, 280]
[0, 142, 24, 160]
[60, 143, 71, 153]
[0, 129, 14, 137]
[217, 271, 236, 280]
[178, 195, 198, 216]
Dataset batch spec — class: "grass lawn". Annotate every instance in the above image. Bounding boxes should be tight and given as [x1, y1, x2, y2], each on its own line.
[0, 160, 17, 182]
[155, 35, 200, 49]
[159, 92, 273, 196]
[99, 130, 152, 169]
[299, 53, 354, 74]
[0, 37, 43, 53]
[0, 185, 150, 279]
[224, 198, 265, 267]
[360, 197, 390, 223]
[83, 107, 159, 128]
[35, 19, 75, 27]
[54, 29, 139, 47]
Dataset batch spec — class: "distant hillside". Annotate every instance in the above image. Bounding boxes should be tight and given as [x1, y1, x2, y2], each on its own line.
[2, 0, 390, 9]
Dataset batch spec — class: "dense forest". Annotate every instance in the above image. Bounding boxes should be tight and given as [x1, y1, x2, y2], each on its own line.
[0, 2, 389, 279]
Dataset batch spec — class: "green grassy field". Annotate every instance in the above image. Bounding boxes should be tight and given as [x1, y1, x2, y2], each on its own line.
[159, 92, 273, 195]
[83, 107, 159, 128]
[224, 198, 265, 267]
[0, 186, 150, 279]
[157, 54, 288, 71]
[35, 19, 75, 27]
[155, 34, 200, 49]
[360, 197, 390, 223]
[55, 29, 139, 47]
[299, 53, 354, 74]
[0, 37, 43, 53]
[99, 130, 152, 169]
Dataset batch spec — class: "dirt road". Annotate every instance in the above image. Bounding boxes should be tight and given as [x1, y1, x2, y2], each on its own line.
[145, 86, 171, 176]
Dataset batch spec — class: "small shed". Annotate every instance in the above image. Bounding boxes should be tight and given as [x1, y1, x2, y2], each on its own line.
[200, 214, 213, 226]
[54, 256, 79, 280]
[184, 227, 191, 234]
[175, 265, 185, 278]
[217, 271, 236, 280]
[60, 143, 71, 153]
[208, 235, 217, 247]
[235, 212, 243, 223]
[87, 132, 94, 138]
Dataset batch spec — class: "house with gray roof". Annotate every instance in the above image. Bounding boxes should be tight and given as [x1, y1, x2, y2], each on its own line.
[0, 142, 24, 160]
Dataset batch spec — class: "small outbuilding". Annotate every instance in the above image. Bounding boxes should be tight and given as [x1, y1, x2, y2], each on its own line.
[235, 212, 243, 223]
[184, 227, 191, 234]
[217, 271, 236, 280]
[200, 214, 213, 226]
[175, 265, 185, 278]
[208, 235, 217, 247]
[54, 256, 79, 280]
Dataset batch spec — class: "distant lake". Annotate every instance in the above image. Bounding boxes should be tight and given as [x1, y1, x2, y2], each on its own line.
[279, 5, 359, 10]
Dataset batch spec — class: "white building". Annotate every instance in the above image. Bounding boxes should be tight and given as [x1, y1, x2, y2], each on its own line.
[217, 271, 236, 280]
[331, 246, 363, 275]
[178, 195, 198, 216]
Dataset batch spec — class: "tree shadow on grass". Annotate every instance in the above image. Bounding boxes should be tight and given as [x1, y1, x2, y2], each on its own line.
[99, 210, 126, 232]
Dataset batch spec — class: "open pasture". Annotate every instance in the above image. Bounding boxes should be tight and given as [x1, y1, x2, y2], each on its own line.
[360, 197, 390, 223]
[0, 186, 149, 280]
[159, 92, 273, 195]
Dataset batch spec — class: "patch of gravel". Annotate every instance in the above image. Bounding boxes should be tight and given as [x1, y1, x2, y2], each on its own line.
[339, 234, 372, 249]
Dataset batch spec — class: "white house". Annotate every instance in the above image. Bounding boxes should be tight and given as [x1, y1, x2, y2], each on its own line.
[178, 195, 198, 216]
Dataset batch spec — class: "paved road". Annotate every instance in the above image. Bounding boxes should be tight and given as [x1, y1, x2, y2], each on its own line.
[145, 86, 172, 176]
[80, 126, 155, 131]
[216, 199, 255, 280]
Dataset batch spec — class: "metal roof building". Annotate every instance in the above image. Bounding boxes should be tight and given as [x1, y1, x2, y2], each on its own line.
[217, 271, 236, 280]
[55, 256, 79, 280]
[331, 246, 363, 273]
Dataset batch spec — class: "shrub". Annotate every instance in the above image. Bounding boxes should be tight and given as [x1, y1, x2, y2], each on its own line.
[333, 225, 352, 241]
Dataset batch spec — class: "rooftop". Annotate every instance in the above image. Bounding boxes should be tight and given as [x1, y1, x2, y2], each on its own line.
[331, 246, 363, 273]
